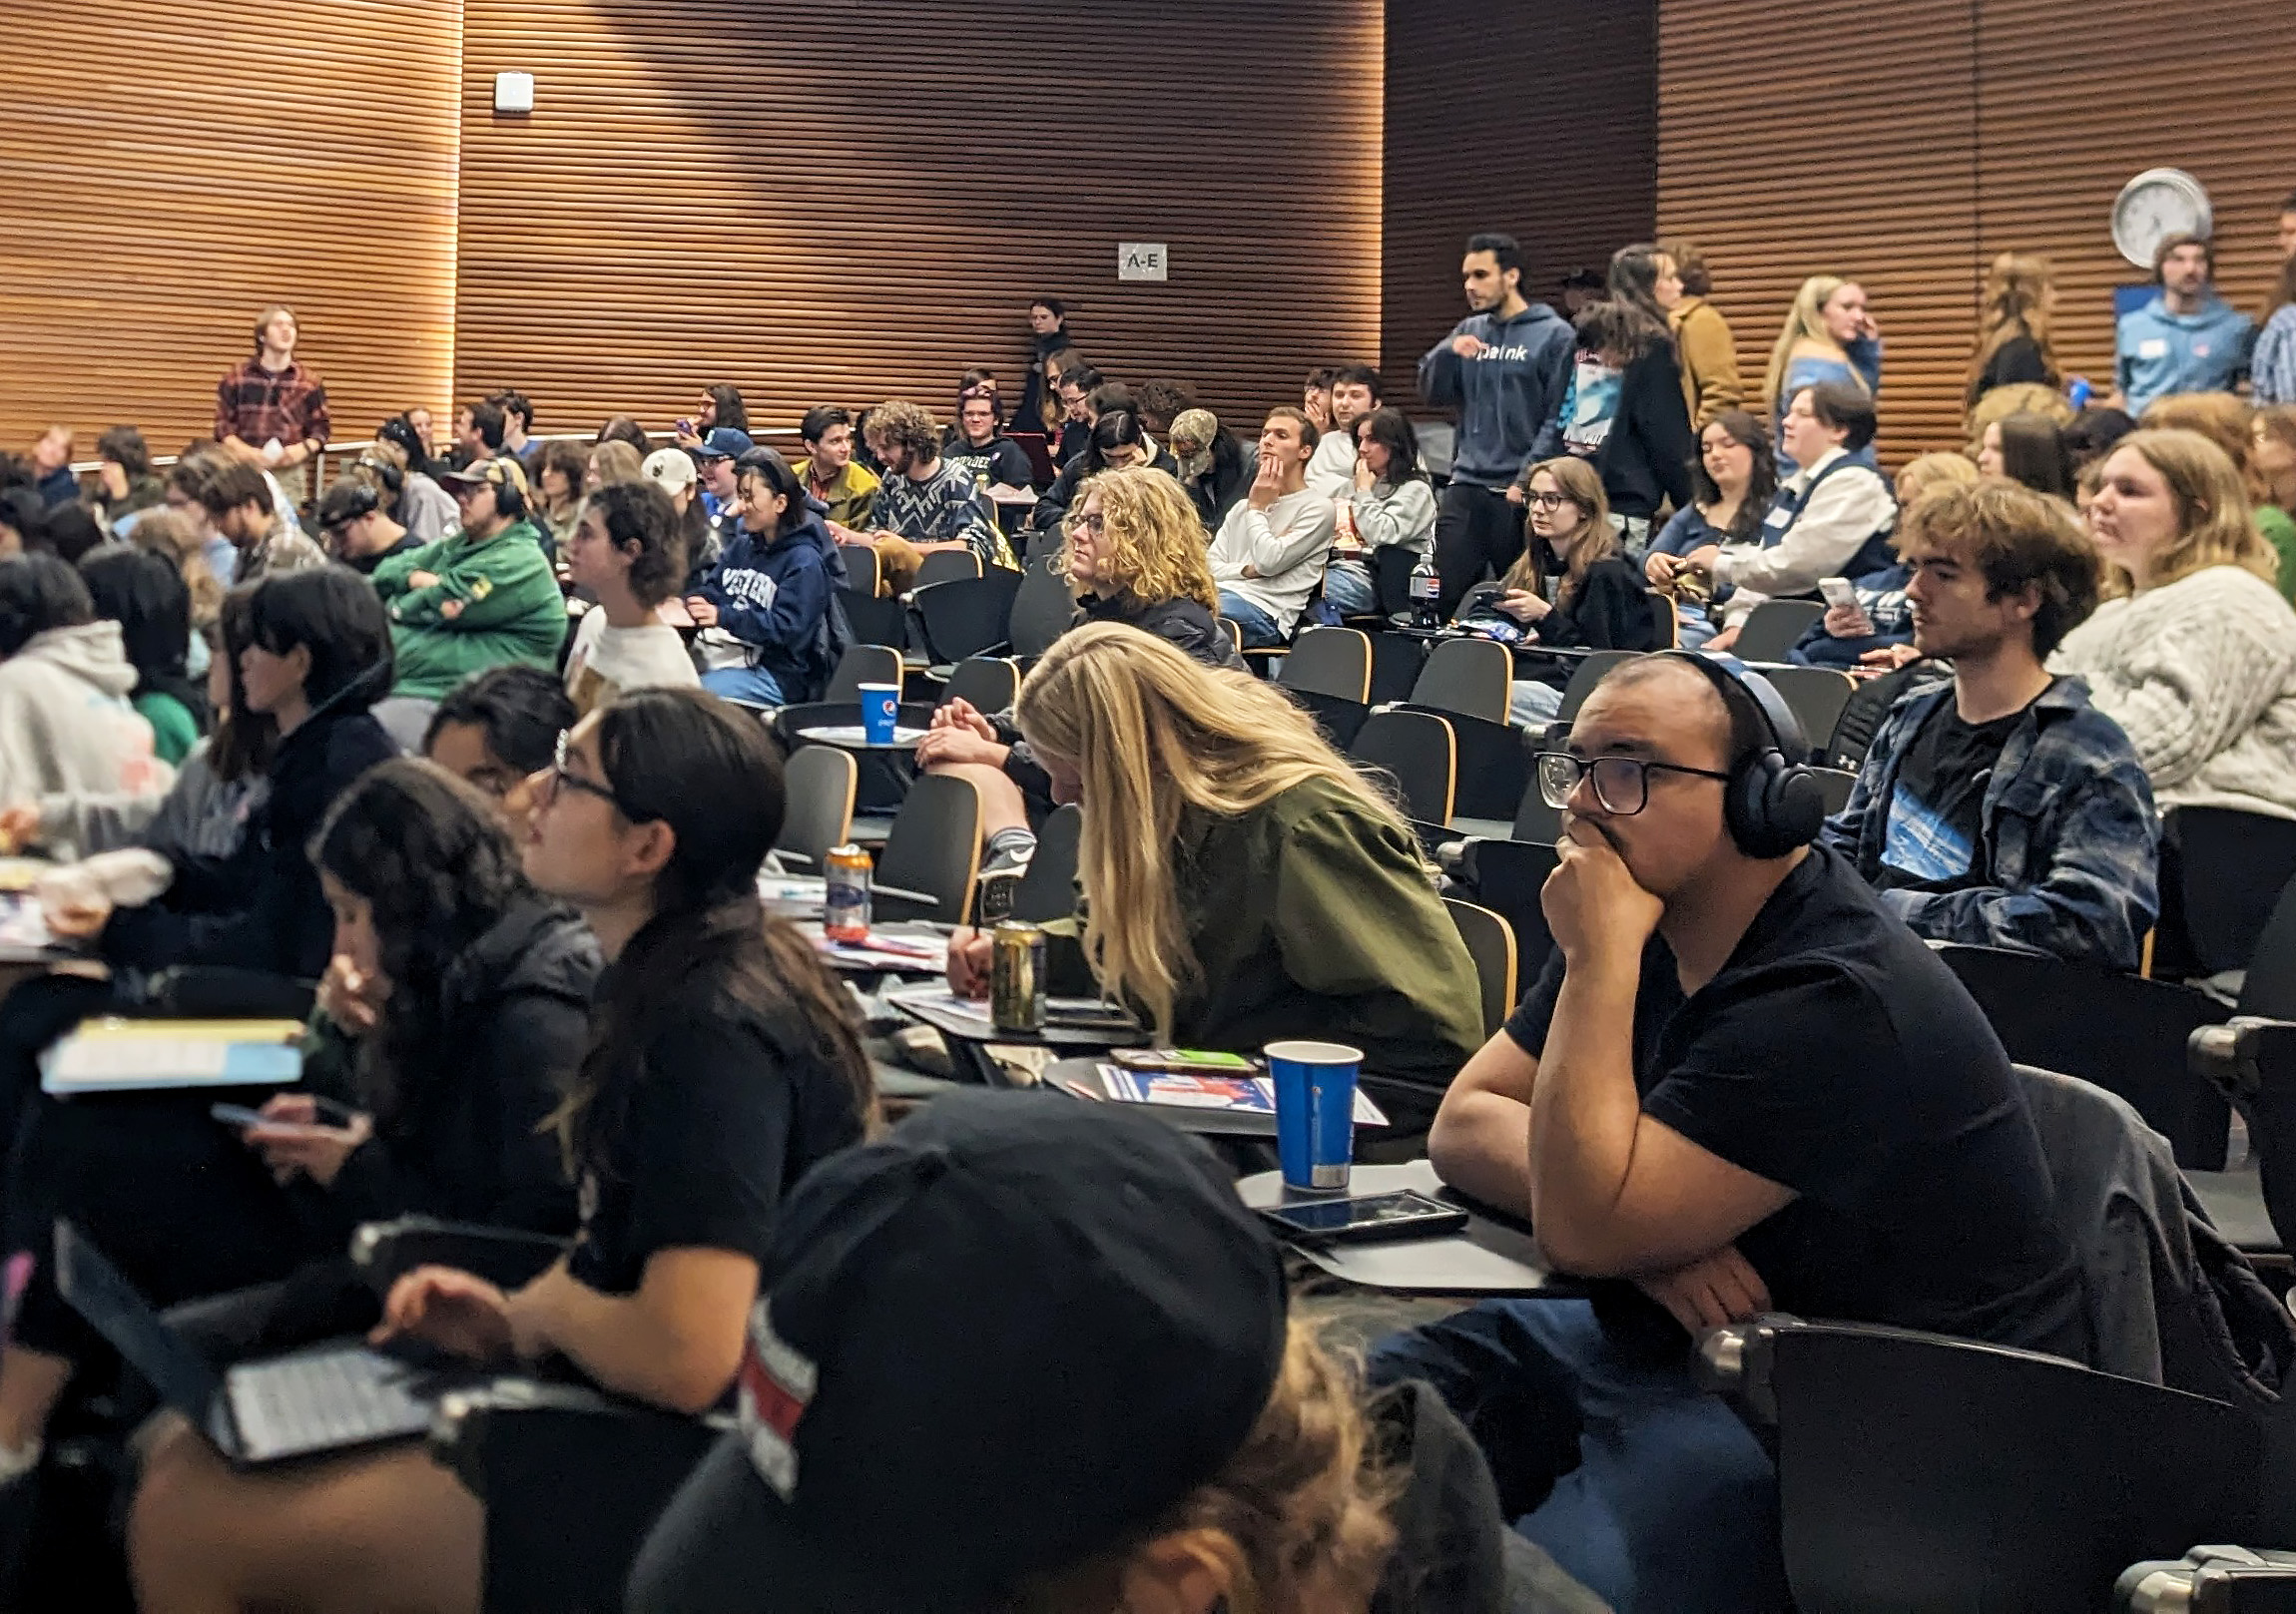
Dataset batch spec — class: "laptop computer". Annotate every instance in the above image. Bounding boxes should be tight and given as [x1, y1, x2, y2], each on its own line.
[54, 1221, 453, 1466]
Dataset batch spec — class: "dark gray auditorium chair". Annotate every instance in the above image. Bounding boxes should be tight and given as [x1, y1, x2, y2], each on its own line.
[909, 571, 1022, 664]
[1732, 599, 1827, 664]
[1410, 636, 1512, 727]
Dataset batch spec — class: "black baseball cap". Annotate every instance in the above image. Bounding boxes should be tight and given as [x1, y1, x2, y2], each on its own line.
[626, 1090, 1288, 1614]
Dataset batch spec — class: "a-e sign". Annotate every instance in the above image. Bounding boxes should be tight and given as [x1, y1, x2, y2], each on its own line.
[1117, 243, 1168, 282]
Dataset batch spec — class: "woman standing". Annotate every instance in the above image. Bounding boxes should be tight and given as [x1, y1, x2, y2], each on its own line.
[1645, 410, 1777, 649]
[1563, 263, 1696, 547]
[128, 689, 879, 1612]
[1968, 253, 2060, 404]
[1656, 241, 1744, 428]
[1461, 458, 1664, 725]
[2051, 429, 2296, 821]
[1764, 274, 1882, 470]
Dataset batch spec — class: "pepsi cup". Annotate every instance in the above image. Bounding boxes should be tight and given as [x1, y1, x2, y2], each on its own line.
[857, 684, 898, 745]
[1267, 1040, 1361, 1192]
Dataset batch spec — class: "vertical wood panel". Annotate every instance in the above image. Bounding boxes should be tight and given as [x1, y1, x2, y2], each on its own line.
[453, 0, 1384, 440]
[0, 0, 461, 456]
[1383, 0, 1657, 410]
[1658, 0, 1980, 464]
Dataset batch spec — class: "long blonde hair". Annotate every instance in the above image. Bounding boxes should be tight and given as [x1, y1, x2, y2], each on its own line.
[1501, 457, 1615, 605]
[1010, 1324, 1398, 1614]
[1012, 624, 1406, 1039]
[2101, 428, 2275, 595]
[1967, 253, 2059, 397]
[2142, 392, 2270, 505]
[1057, 465, 1219, 612]
[1763, 273, 1851, 409]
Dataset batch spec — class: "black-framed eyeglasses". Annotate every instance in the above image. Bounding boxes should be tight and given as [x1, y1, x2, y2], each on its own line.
[543, 730, 627, 812]
[1072, 510, 1107, 533]
[1526, 491, 1572, 511]
[1535, 752, 1732, 814]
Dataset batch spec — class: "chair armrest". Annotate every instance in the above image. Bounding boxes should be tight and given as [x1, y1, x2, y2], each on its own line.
[348, 1217, 570, 1293]
[2118, 1546, 2296, 1612]
[2191, 1016, 2296, 1103]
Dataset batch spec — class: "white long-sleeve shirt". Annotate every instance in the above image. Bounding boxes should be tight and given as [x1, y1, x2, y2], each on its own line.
[1208, 487, 1338, 637]
[1304, 432, 1358, 500]
[1711, 446, 1896, 626]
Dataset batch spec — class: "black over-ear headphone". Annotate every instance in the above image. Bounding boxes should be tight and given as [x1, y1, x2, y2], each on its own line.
[1657, 652, 1826, 859]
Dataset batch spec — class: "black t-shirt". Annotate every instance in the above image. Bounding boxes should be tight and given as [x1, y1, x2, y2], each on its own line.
[1873, 693, 2034, 893]
[1503, 843, 2085, 1359]
[568, 984, 867, 1297]
[942, 435, 1032, 491]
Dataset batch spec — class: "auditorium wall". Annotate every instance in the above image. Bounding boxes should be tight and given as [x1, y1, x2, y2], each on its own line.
[1658, 0, 2296, 462]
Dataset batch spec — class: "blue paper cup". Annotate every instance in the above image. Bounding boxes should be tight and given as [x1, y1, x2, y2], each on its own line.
[857, 684, 898, 745]
[1267, 1040, 1361, 1193]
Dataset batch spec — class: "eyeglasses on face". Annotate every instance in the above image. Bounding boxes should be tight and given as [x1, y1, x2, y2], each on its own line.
[1073, 510, 1107, 533]
[1534, 751, 1732, 814]
[541, 729, 625, 812]
[1526, 491, 1574, 511]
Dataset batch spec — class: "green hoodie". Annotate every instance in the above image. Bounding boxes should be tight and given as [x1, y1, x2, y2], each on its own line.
[372, 519, 567, 700]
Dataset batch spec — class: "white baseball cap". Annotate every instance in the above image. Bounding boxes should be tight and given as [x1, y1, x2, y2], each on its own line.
[642, 446, 699, 494]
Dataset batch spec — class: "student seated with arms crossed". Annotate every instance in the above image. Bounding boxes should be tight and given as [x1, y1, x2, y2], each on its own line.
[129, 688, 879, 1613]
[1372, 653, 2084, 1612]
[0, 762, 599, 1510]
[560, 479, 698, 716]
[1206, 407, 1339, 648]
[946, 624, 1484, 1099]
[915, 466, 1243, 875]
[1822, 478, 2159, 970]
[688, 449, 849, 708]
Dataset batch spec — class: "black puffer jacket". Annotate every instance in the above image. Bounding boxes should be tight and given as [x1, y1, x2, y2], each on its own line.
[297, 896, 600, 1245]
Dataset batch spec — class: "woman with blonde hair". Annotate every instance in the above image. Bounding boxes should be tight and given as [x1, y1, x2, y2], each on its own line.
[1764, 272, 1882, 470]
[916, 466, 1243, 862]
[629, 1090, 1513, 1614]
[946, 623, 1484, 1091]
[1463, 458, 1664, 723]
[2142, 391, 2296, 598]
[2051, 428, 2296, 820]
[1968, 252, 2060, 404]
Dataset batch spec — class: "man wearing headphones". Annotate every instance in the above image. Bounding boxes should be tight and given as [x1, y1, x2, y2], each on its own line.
[371, 455, 566, 724]
[1372, 652, 2084, 1611]
[315, 473, 417, 575]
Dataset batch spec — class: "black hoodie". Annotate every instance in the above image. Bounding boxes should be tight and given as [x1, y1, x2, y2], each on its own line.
[103, 673, 398, 977]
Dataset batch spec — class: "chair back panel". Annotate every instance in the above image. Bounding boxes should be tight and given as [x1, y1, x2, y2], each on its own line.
[836, 543, 881, 598]
[1443, 897, 1518, 1036]
[875, 774, 983, 923]
[914, 550, 983, 588]
[825, 644, 901, 703]
[1411, 638, 1512, 727]
[777, 746, 857, 868]
[1351, 711, 1456, 826]
[912, 572, 1024, 663]
[2169, 807, 2296, 977]
[1763, 666, 1858, 756]
[1554, 650, 1639, 721]
[1010, 804, 1083, 923]
[1007, 552, 1077, 659]
[1277, 628, 1374, 703]
[941, 657, 1018, 715]
[1735, 599, 1827, 663]
[836, 588, 907, 651]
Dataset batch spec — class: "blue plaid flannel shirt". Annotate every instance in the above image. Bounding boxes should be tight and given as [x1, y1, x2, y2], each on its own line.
[1819, 675, 2161, 970]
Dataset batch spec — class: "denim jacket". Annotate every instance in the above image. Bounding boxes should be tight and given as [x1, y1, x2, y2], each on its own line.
[1820, 675, 2160, 970]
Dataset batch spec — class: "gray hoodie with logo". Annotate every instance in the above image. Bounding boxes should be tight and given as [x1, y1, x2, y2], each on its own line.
[1419, 300, 1576, 488]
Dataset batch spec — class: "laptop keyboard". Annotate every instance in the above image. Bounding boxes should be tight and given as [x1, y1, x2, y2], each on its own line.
[227, 1347, 436, 1461]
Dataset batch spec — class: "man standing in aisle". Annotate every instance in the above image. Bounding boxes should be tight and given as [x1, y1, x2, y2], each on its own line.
[215, 305, 330, 508]
[1419, 233, 1574, 617]
[2115, 235, 2256, 415]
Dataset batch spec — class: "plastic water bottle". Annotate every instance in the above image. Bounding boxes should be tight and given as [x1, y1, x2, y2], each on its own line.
[1409, 550, 1440, 630]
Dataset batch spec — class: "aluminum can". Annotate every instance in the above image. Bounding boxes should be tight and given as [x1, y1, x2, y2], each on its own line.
[824, 844, 871, 942]
[990, 921, 1047, 1033]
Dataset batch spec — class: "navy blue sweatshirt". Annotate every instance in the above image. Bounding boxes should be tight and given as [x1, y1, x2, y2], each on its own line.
[695, 510, 847, 703]
[1418, 301, 1575, 488]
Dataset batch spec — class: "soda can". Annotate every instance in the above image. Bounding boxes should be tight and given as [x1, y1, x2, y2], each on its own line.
[990, 921, 1047, 1033]
[823, 843, 871, 942]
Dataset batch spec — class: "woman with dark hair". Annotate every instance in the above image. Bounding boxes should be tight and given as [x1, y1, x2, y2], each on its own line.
[131, 688, 880, 1613]
[595, 414, 653, 454]
[0, 761, 596, 1520]
[532, 438, 591, 558]
[1978, 411, 2075, 500]
[1556, 297, 1696, 547]
[0, 553, 162, 805]
[49, 568, 397, 979]
[91, 425, 165, 528]
[564, 480, 699, 714]
[1322, 407, 1435, 617]
[689, 450, 849, 706]
[1018, 295, 1074, 435]
[1645, 409, 1778, 649]
[1031, 409, 1177, 534]
[2062, 405, 2139, 476]
[32, 503, 107, 568]
[79, 546, 205, 765]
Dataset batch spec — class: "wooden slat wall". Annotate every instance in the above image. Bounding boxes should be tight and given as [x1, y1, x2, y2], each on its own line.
[1659, 0, 2296, 466]
[1382, 0, 1657, 411]
[0, 0, 461, 456]
[453, 0, 1384, 440]
[1658, 0, 1980, 465]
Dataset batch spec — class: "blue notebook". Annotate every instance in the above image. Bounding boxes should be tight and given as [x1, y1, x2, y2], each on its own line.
[40, 1018, 305, 1095]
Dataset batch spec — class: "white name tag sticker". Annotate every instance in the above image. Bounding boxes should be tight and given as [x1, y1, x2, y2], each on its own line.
[2138, 338, 2169, 359]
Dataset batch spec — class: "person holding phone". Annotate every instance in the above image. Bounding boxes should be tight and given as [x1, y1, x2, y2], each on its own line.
[129, 689, 879, 1613]
[0, 761, 598, 1532]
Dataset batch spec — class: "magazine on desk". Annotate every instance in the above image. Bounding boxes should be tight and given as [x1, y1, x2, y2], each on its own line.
[1087, 1066, 1387, 1126]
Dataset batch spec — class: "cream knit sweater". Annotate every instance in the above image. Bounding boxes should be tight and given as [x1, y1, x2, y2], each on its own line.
[2049, 563, 2296, 821]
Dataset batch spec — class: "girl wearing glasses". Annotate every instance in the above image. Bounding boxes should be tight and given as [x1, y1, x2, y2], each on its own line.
[1461, 458, 1666, 726]
[131, 688, 880, 1612]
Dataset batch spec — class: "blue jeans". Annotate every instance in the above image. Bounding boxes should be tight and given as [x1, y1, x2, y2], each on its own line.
[1217, 591, 1285, 649]
[1321, 560, 1377, 618]
[1509, 679, 1564, 729]
[700, 664, 787, 707]
[1370, 1299, 1786, 1613]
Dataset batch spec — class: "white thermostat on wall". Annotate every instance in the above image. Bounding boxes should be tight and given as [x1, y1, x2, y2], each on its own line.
[2111, 168, 2212, 269]
[494, 72, 535, 115]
